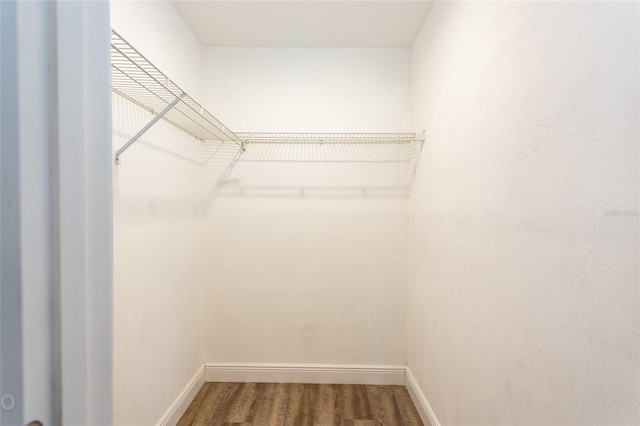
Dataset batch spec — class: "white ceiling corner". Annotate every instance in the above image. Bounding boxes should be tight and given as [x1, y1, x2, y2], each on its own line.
[170, 0, 434, 48]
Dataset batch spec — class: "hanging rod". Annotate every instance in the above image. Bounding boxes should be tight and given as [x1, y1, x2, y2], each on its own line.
[235, 132, 425, 144]
[111, 29, 245, 164]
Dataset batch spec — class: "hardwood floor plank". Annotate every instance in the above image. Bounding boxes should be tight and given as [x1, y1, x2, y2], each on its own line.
[266, 383, 289, 425]
[334, 383, 344, 425]
[196, 382, 243, 425]
[391, 386, 424, 426]
[226, 383, 259, 422]
[178, 382, 423, 426]
[286, 383, 314, 426]
[177, 383, 210, 426]
[341, 421, 379, 426]
[246, 383, 276, 424]
[189, 382, 232, 426]
[377, 385, 403, 426]
[365, 385, 385, 425]
[282, 383, 305, 426]
[353, 384, 373, 420]
[314, 383, 339, 425]
[341, 384, 357, 420]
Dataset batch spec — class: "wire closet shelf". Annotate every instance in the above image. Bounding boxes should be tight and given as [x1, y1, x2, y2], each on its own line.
[110, 29, 243, 164]
[111, 29, 425, 164]
[235, 133, 421, 144]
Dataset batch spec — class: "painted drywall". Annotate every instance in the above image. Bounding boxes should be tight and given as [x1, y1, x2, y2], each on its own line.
[170, 0, 433, 48]
[408, 2, 639, 424]
[202, 47, 411, 132]
[110, 0, 204, 99]
[112, 93, 205, 426]
[110, 2, 207, 424]
[199, 48, 414, 367]
[201, 141, 416, 366]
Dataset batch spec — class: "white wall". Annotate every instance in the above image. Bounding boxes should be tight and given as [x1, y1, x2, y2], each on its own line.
[112, 94, 205, 426]
[199, 48, 414, 367]
[202, 47, 411, 132]
[110, 1, 206, 424]
[201, 141, 416, 367]
[110, 0, 204, 99]
[408, 2, 639, 424]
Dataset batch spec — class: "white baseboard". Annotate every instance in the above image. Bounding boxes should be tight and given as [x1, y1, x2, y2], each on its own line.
[158, 363, 434, 426]
[405, 367, 440, 426]
[157, 365, 205, 426]
[205, 363, 406, 385]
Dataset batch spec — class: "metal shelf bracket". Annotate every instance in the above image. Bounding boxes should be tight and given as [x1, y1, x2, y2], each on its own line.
[114, 93, 185, 165]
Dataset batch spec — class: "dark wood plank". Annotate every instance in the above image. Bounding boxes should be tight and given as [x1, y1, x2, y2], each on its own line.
[177, 382, 423, 426]
[282, 383, 305, 426]
[341, 384, 357, 420]
[245, 383, 276, 424]
[365, 385, 386, 425]
[226, 383, 258, 422]
[266, 383, 289, 425]
[314, 383, 340, 425]
[177, 383, 210, 426]
[299, 384, 317, 425]
[194, 382, 243, 425]
[391, 385, 424, 426]
[189, 382, 234, 426]
[353, 384, 373, 420]
[376, 385, 403, 426]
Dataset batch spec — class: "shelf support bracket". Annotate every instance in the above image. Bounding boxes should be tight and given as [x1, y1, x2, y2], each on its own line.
[114, 93, 185, 164]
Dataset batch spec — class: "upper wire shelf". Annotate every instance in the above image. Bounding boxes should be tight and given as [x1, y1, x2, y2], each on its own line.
[111, 29, 425, 164]
[235, 132, 422, 144]
[111, 29, 243, 163]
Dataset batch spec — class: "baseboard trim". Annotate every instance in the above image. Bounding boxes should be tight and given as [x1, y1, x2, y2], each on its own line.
[205, 363, 406, 385]
[157, 365, 205, 426]
[405, 367, 440, 426]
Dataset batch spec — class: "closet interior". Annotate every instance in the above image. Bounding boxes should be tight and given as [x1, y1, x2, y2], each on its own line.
[108, 1, 639, 426]
[111, 15, 425, 426]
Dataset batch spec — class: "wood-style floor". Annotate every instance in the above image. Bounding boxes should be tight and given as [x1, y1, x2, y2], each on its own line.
[178, 382, 425, 426]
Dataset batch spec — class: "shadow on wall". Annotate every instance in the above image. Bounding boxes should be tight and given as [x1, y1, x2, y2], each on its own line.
[112, 92, 423, 217]
[201, 140, 423, 212]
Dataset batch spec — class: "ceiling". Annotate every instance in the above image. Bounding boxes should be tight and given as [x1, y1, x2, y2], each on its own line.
[170, 1, 434, 48]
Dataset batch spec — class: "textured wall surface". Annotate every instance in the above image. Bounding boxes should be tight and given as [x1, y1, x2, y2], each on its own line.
[198, 47, 415, 366]
[407, 2, 639, 424]
[110, 0, 204, 99]
[112, 94, 205, 426]
[111, 2, 206, 424]
[200, 141, 417, 366]
[202, 47, 411, 132]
